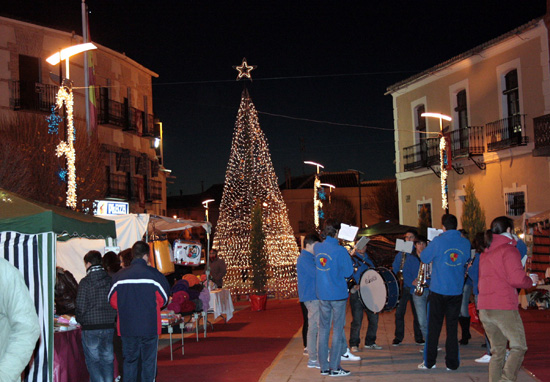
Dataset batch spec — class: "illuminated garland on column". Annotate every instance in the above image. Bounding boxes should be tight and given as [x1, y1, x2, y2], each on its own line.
[54, 85, 77, 209]
[313, 176, 323, 229]
[212, 88, 300, 298]
[440, 133, 448, 211]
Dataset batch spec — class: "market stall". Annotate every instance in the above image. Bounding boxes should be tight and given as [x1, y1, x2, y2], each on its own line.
[0, 189, 116, 382]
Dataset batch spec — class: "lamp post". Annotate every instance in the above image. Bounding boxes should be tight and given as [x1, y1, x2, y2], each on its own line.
[348, 169, 364, 227]
[202, 199, 215, 290]
[320, 183, 336, 204]
[421, 112, 452, 214]
[304, 161, 324, 230]
[45, 43, 97, 209]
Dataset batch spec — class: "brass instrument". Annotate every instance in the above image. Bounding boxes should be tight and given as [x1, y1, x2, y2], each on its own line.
[396, 253, 406, 291]
[414, 262, 429, 296]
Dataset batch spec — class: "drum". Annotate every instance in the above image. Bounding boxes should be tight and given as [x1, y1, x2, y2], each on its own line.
[357, 267, 399, 313]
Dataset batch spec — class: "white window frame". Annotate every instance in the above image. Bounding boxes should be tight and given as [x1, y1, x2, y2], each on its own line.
[449, 79, 470, 131]
[496, 59, 523, 120]
[503, 183, 527, 217]
[411, 97, 428, 145]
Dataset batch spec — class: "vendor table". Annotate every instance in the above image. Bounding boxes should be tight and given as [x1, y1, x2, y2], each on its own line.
[162, 319, 185, 361]
[209, 288, 234, 322]
[53, 327, 89, 382]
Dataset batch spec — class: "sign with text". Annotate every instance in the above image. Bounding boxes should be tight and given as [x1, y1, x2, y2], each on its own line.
[95, 200, 129, 215]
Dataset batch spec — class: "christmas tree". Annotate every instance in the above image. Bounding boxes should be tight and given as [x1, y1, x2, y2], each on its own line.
[212, 84, 300, 298]
[461, 178, 486, 242]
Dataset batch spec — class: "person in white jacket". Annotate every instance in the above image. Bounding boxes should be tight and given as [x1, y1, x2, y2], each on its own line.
[0, 257, 40, 382]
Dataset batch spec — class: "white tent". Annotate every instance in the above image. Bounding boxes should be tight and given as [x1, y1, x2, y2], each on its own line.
[57, 214, 211, 281]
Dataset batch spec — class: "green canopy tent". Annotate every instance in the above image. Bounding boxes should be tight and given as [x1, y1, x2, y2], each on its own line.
[0, 189, 116, 382]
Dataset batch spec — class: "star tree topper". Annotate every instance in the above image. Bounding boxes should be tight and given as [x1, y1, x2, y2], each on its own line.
[233, 57, 257, 81]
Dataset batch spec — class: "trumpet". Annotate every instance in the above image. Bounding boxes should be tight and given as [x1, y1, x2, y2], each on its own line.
[414, 262, 429, 296]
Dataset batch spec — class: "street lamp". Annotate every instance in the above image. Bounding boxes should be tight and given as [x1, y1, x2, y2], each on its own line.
[304, 161, 324, 229]
[45, 43, 97, 209]
[348, 169, 364, 227]
[202, 199, 215, 290]
[320, 183, 336, 204]
[421, 112, 452, 213]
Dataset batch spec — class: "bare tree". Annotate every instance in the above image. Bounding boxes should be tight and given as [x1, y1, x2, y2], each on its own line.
[365, 180, 399, 223]
[0, 113, 106, 211]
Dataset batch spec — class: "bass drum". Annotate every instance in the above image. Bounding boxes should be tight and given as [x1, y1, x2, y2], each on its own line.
[357, 267, 399, 313]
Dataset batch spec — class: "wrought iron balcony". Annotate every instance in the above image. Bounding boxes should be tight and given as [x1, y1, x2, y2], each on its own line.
[99, 95, 155, 136]
[485, 115, 528, 152]
[533, 113, 550, 156]
[403, 126, 486, 172]
[403, 138, 439, 171]
[106, 172, 130, 199]
[449, 126, 485, 158]
[148, 180, 162, 201]
[10, 80, 58, 112]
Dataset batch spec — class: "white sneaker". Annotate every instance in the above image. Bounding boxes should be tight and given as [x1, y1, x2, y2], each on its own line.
[475, 354, 491, 363]
[303, 347, 308, 356]
[341, 349, 361, 361]
[364, 343, 383, 350]
[418, 362, 435, 369]
[350, 346, 359, 353]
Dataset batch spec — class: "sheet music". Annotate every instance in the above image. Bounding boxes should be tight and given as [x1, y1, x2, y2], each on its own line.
[428, 227, 444, 241]
[354, 236, 370, 251]
[338, 224, 359, 242]
[395, 238, 414, 253]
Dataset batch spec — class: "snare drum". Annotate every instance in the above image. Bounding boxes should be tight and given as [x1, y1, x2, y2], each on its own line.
[357, 267, 399, 313]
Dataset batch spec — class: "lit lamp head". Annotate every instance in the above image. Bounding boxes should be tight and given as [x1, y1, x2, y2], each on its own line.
[304, 161, 324, 174]
[202, 199, 215, 209]
[46, 42, 97, 79]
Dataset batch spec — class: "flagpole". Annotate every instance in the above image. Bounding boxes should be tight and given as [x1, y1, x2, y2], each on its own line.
[82, 0, 91, 138]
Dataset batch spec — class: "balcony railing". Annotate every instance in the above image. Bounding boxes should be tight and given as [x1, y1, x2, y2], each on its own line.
[99, 95, 155, 136]
[449, 126, 485, 158]
[403, 126, 486, 172]
[106, 172, 129, 199]
[10, 80, 58, 112]
[403, 138, 439, 171]
[485, 115, 528, 152]
[533, 113, 550, 156]
[148, 180, 162, 201]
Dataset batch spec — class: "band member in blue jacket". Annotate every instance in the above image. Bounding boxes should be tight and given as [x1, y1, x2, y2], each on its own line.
[297, 233, 321, 369]
[315, 219, 354, 377]
[392, 229, 423, 346]
[349, 243, 382, 351]
[419, 214, 471, 371]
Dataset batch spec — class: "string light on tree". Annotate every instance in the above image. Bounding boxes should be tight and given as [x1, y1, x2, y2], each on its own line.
[212, 60, 300, 298]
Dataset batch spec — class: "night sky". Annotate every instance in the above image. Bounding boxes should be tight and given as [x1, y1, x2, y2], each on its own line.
[2, 1, 546, 195]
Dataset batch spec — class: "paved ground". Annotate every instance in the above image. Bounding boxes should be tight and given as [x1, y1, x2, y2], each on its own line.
[260, 305, 539, 382]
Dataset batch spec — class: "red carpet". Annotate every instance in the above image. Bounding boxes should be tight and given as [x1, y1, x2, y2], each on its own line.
[520, 309, 550, 382]
[472, 309, 550, 382]
[156, 298, 303, 382]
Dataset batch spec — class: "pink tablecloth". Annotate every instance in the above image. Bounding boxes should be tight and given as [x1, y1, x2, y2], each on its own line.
[53, 327, 89, 382]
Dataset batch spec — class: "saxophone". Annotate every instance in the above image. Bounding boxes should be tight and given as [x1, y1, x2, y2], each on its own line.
[414, 262, 429, 296]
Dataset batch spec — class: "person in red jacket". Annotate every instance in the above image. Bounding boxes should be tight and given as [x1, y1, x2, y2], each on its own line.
[478, 216, 538, 382]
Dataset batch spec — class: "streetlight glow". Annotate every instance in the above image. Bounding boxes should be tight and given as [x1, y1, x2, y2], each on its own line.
[46, 43, 97, 65]
[421, 112, 452, 121]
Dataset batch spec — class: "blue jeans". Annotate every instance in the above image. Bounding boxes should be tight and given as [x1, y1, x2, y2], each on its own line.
[394, 287, 423, 343]
[319, 299, 347, 371]
[460, 283, 473, 317]
[81, 329, 115, 382]
[304, 300, 320, 362]
[121, 335, 159, 382]
[412, 288, 429, 342]
[349, 291, 378, 346]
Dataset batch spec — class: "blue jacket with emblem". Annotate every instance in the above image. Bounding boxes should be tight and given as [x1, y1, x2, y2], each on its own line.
[297, 249, 317, 302]
[314, 236, 353, 301]
[420, 230, 470, 296]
